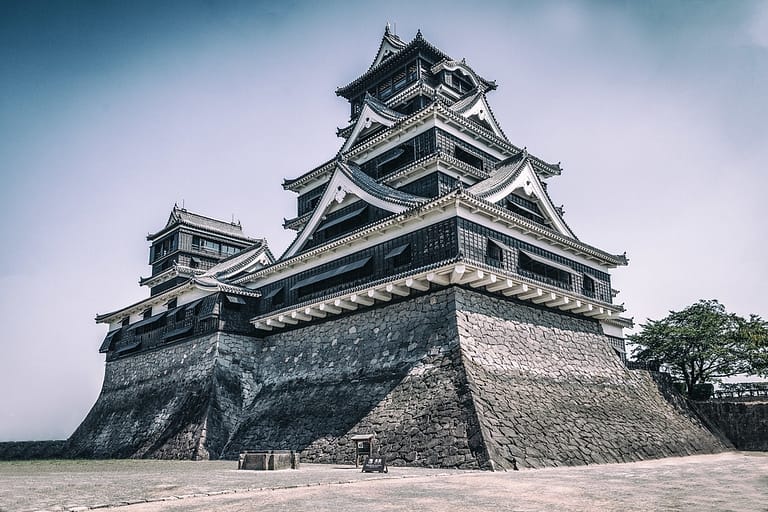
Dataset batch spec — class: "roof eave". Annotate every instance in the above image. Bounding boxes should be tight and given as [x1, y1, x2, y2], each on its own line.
[336, 35, 450, 99]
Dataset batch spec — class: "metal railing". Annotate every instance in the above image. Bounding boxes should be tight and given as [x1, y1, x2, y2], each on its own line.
[713, 382, 768, 399]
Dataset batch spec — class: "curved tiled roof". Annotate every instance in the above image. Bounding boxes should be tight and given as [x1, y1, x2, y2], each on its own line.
[337, 30, 451, 99]
[286, 98, 561, 193]
[283, 158, 336, 190]
[366, 25, 407, 73]
[467, 151, 528, 199]
[361, 92, 406, 121]
[337, 161, 427, 208]
[336, 93, 406, 140]
[202, 239, 272, 280]
[429, 59, 496, 92]
[148, 206, 257, 242]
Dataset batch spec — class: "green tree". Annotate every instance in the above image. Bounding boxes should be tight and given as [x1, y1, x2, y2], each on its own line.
[629, 300, 768, 394]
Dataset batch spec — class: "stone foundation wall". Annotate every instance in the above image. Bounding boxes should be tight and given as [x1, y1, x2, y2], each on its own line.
[65, 286, 728, 467]
[454, 288, 728, 469]
[67, 335, 221, 459]
[692, 401, 768, 451]
[0, 441, 67, 460]
[220, 288, 488, 468]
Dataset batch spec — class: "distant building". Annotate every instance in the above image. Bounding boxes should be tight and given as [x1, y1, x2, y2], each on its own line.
[70, 28, 726, 467]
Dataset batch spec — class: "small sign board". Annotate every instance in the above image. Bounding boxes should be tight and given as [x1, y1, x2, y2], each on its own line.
[362, 456, 388, 473]
[356, 440, 371, 455]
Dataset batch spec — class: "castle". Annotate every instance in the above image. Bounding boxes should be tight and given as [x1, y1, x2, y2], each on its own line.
[68, 28, 726, 468]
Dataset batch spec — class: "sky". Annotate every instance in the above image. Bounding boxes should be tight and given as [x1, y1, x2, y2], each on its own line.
[0, 0, 766, 441]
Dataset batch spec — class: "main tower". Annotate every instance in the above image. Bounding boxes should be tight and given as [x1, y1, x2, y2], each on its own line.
[248, 26, 630, 346]
[70, 28, 727, 467]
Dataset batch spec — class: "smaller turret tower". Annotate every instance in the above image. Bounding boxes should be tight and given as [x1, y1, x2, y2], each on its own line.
[142, 205, 259, 296]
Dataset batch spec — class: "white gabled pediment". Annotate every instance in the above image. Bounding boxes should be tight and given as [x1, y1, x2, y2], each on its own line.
[497, 162, 575, 238]
[469, 158, 575, 239]
[341, 101, 400, 153]
[283, 163, 417, 258]
[461, 94, 506, 140]
[369, 27, 407, 70]
[453, 93, 506, 140]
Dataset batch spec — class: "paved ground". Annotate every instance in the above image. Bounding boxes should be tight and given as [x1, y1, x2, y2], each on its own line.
[1, 452, 766, 512]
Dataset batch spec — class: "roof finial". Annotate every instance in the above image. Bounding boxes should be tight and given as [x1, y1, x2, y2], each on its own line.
[415, 29, 423, 40]
[385, 22, 391, 35]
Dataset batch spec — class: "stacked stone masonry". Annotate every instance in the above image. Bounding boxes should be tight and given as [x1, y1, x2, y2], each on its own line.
[67, 287, 728, 468]
[692, 401, 768, 451]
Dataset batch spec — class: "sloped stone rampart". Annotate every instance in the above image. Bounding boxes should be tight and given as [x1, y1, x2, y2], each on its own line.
[63, 287, 727, 467]
[66, 335, 221, 459]
[454, 288, 729, 469]
[221, 289, 489, 468]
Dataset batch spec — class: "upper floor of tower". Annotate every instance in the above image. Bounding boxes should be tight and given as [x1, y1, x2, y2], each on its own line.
[143, 205, 264, 295]
[336, 27, 497, 122]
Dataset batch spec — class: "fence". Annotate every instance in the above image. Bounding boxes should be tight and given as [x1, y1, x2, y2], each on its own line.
[713, 382, 768, 400]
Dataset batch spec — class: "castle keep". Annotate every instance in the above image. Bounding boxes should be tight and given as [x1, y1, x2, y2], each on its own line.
[68, 28, 727, 468]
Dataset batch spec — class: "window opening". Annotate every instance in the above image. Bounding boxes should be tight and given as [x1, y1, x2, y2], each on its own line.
[291, 257, 373, 297]
[506, 195, 548, 225]
[377, 143, 415, 177]
[582, 275, 595, 298]
[485, 239, 505, 267]
[263, 286, 285, 308]
[518, 251, 572, 288]
[454, 146, 484, 171]
[384, 243, 411, 268]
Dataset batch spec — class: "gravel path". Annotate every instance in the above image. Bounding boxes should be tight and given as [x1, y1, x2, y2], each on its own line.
[1, 452, 766, 512]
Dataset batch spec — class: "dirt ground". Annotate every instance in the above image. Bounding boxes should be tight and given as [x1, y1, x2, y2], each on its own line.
[2, 451, 767, 512]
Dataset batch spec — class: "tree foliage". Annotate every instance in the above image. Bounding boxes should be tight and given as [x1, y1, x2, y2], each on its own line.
[629, 300, 768, 393]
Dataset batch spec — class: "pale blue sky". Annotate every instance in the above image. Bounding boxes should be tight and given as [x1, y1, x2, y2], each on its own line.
[1, 0, 766, 440]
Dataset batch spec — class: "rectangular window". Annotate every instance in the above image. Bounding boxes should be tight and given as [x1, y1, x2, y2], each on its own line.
[454, 146, 484, 171]
[385, 243, 411, 268]
[291, 256, 373, 297]
[224, 294, 246, 310]
[485, 239, 504, 267]
[582, 275, 595, 298]
[316, 205, 369, 240]
[518, 251, 572, 288]
[262, 286, 285, 308]
[506, 195, 548, 226]
[221, 244, 239, 257]
[393, 69, 407, 91]
[407, 63, 417, 82]
[377, 143, 415, 177]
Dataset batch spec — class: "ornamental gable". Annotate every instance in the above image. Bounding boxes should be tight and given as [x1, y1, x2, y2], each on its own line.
[339, 94, 405, 153]
[367, 25, 407, 71]
[450, 92, 507, 141]
[467, 153, 576, 239]
[282, 161, 426, 258]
